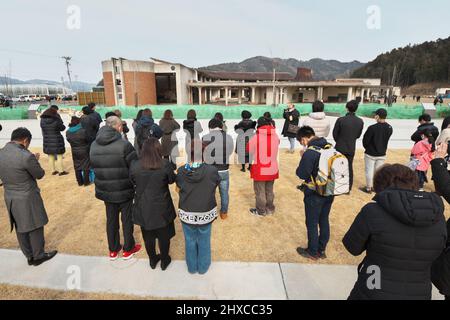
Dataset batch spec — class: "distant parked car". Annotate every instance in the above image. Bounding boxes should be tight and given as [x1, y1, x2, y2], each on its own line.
[19, 95, 33, 102]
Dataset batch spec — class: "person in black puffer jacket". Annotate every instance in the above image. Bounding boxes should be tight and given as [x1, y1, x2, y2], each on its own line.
[135, 109, 163, 151]
[343, 164, 447, 300]
[90, 116, 141, 260]
[40, 105, 68, 176]
[81, 105, 102, 144]
[130, 138, 177, 271]
[234, 110, 256, 172]
[66, 116, 91, 186]
[431, 143, 450, 300]
[183, 109, 203, 151]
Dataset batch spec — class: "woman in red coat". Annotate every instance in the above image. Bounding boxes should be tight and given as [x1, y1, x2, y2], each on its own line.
[246, 116, 280, 217]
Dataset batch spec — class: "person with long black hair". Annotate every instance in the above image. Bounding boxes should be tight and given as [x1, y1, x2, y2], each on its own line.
[130, 138, 177, 271]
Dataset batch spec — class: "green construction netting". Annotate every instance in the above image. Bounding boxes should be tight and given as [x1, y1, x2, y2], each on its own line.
[1, 103, 449, 120]
[0, 106, 29, 120]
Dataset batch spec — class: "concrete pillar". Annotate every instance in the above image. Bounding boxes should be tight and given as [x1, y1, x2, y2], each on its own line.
[198, 87, 202, 105]
[225, 87, 229, 106]
[238, 88, 242, 104]
[251, 87, 256, 104]
[347, 87, 354, 102]
[279, 87, 283, 104]
[367, 88, 371, 102]
[317, 86, 324, 101]
[361, 88, 365, 104]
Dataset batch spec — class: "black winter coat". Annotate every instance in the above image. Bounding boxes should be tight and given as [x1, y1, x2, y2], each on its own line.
[202, 130, 234, 171]
[130, 159, 177, 231]
[90, 126, 138, 203]
[333, 113, 364, 156]
[81, 112, 102, 143]
[234, 119, 256, 164]
[411, 122, 440, 143]
[282, 108, 300, 138]
[343, 189, 447, 300]
[176, 164, 220, 221]
[430, 158, 450, 296]
[40, 110, 66, 155]
[183, 119, 203, 140]
[66, 124, 90, 170]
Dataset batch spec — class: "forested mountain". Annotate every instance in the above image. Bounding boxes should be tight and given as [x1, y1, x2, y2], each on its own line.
[351, 37, 450, 86]
[201, 56, 365, 80]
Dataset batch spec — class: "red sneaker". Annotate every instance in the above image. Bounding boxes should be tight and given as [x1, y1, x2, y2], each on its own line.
[109, 251, 120, 261]
[123, 244, 141, 260]
[109, 245, 122, 261]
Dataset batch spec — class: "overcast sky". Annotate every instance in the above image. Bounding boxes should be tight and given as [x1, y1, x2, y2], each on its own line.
[1, 0, 449, 83]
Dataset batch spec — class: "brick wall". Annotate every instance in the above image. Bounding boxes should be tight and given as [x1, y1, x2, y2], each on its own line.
[123, 71, 157, 106]
[103, 71, 116, 106]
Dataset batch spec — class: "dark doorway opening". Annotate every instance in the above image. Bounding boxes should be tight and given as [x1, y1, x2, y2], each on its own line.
[156, 73, 177, 104]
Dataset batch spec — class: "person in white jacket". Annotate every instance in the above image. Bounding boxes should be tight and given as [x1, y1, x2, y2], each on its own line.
[302, 101, 331, 138]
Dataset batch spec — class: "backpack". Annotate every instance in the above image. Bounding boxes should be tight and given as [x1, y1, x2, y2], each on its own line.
[137, 123, 162, 149]
[306, 145, 350, 196]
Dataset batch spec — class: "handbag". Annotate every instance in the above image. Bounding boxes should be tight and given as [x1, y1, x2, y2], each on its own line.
[287, 124, 299, 135]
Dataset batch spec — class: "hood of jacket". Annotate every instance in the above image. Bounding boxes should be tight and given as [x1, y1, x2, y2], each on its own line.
[95, 126, 122, 146]
[138, 116, 155, 128]
[40, 109, 60, 121]
[374, 189, 444, 227]
[68, 124, 82, 133]
[179, 164, 209, 184]
[418, 122, 436, 130]
[308, 112, 326, 120]
[308, 137, 330, 149]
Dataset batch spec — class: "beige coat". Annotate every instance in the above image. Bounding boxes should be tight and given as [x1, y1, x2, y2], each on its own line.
[436, 128, 450, 146]
[302, 112, 331, 138]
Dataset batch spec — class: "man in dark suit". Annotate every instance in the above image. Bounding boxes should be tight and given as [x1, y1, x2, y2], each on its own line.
[333, 100, 364, 192]
[0, 128, 57, 266]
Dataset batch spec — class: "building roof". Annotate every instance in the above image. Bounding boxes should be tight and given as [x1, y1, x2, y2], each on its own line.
[197, 70, 294, 82]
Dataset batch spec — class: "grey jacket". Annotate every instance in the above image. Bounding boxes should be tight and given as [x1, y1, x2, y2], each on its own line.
[0, 142, 48, 233]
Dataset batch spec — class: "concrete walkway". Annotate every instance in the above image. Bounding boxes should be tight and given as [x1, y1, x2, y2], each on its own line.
[0, 249, 444, 300]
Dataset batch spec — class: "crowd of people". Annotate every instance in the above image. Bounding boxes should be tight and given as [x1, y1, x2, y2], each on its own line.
[0, 100, 449, 300]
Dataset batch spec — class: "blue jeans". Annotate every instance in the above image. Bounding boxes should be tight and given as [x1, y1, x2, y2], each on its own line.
[417, 170, 427, 188]
[303, 189, 334, 256]
[218, 171, 230, 213]
[182, 223, 212, 274]
[288, 137, 296, 151]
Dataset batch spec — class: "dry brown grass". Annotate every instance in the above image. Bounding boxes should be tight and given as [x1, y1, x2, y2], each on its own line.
[0, 149, 448, 266]
[0, 283, 167, 300]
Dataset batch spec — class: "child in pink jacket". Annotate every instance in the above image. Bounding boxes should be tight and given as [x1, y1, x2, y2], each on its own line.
[411, 130, 435, 190]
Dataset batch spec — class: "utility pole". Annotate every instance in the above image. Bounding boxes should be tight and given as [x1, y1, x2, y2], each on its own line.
[61, 56, 73, 91]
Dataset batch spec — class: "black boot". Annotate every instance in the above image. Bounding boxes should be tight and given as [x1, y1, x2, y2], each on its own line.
[161, 256, 172, 271]
[32, 251, 58, 266]
[149, 255, 161, 269]
[240, 164, 246, 172]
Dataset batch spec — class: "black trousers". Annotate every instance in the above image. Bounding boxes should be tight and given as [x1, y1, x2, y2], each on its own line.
[16, 227, 45, 260]
[75, 170, 90, 186]
[105, 201, 135, 252]
[344, 154, 355, 191]
[141, 227, 170, 263]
